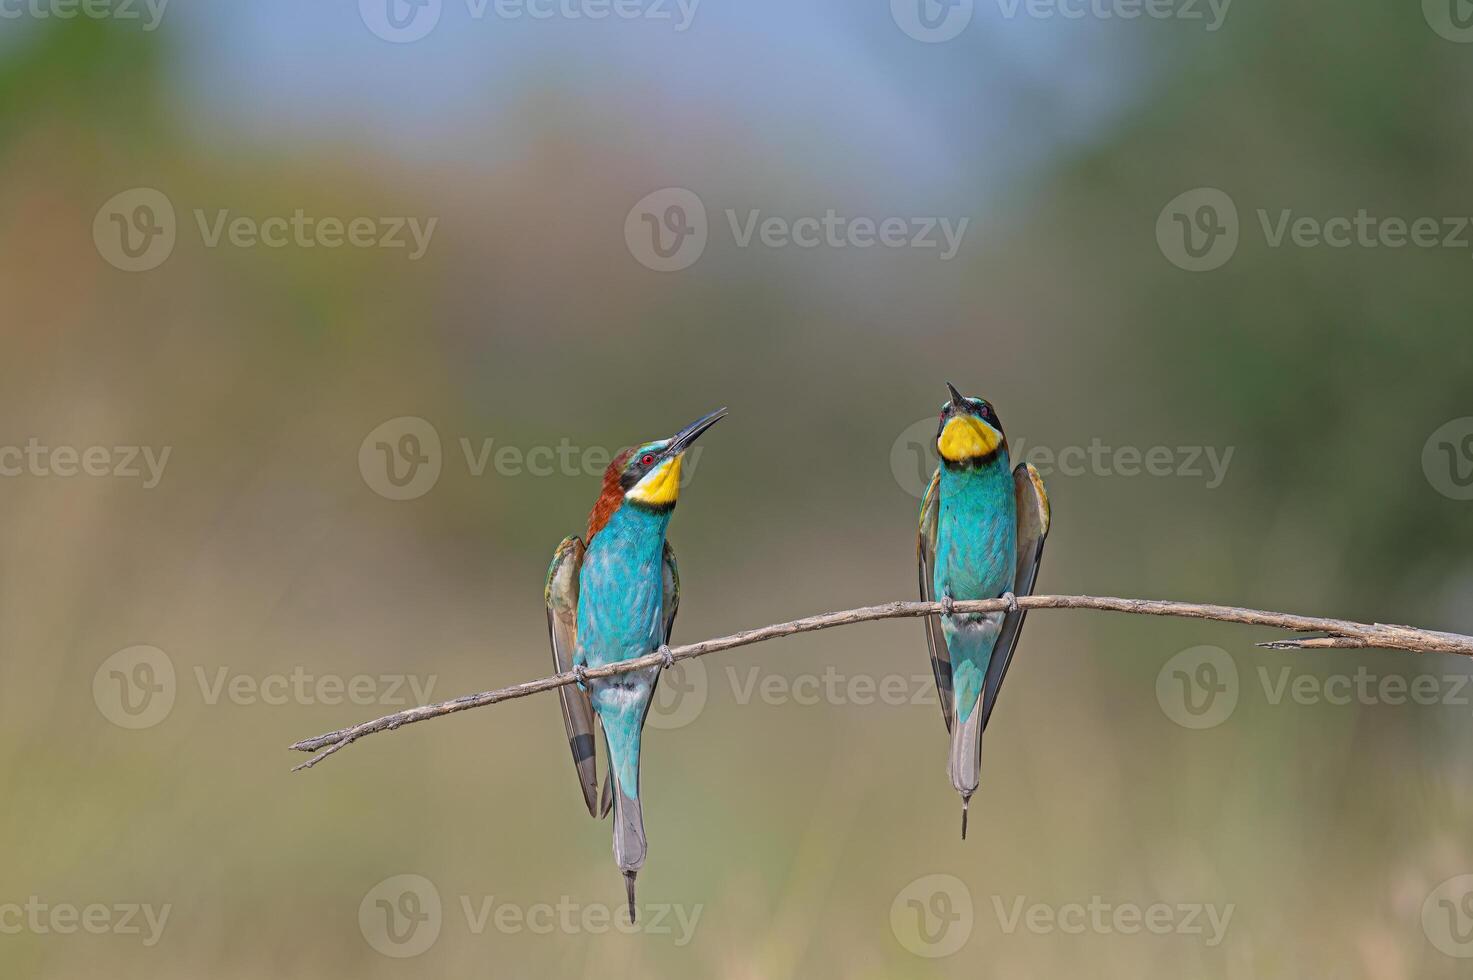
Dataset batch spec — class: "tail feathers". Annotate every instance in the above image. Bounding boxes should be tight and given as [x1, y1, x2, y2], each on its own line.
[948, 690, 984, 808]
[596, 687, 649, 920]
[611, 779, 648, 872]
[609, 769, 645, 923]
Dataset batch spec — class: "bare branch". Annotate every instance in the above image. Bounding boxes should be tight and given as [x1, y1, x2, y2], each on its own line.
[287, 594, 1473, 771]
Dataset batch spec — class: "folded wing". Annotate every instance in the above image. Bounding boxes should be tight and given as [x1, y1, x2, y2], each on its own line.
[545, 535, 600, 817]
[917, 467, 955, 733]
[981, 463, 1050, 729]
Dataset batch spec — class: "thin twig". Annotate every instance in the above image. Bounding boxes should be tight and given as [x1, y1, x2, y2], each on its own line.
[287, 594, 1473, 771]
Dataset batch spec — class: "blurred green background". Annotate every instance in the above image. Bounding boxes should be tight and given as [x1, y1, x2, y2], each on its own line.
[4, 2, 1473, 976]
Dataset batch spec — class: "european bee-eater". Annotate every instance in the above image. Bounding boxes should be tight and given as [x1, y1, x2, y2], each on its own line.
[544, 408, 726, 919]
[918, 383, 1050, 838]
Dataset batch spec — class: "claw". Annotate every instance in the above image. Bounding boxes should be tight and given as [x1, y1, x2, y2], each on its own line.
[657, 644, 675, 670]
[940, 595, 956, 616]
[1002, 591, 1019, 614]
[572, 664, 589, 688]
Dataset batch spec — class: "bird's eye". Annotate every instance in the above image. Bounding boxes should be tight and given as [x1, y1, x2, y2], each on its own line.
[641, 454, 656, 466]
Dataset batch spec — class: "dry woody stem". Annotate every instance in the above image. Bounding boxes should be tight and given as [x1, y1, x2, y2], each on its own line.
[287, 594, 1473, 771]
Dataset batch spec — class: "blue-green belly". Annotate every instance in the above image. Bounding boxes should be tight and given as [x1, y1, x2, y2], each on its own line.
[933, 457, 1016, 722]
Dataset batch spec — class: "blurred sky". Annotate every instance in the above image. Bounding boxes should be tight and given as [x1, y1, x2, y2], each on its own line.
[151, 1, 1151, 198]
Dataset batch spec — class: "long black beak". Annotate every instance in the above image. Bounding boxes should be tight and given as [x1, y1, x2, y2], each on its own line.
[668, 407, 727, 453]
[945, 381, 965, 407]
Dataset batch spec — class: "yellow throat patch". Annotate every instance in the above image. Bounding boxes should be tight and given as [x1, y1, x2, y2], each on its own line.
[627, 454, 683, 506]
[938, 415, 1001, 463]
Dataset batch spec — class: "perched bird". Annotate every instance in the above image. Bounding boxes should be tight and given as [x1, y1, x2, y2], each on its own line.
[544, 408, 726, 919]
[917, 383, 1050, 838]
